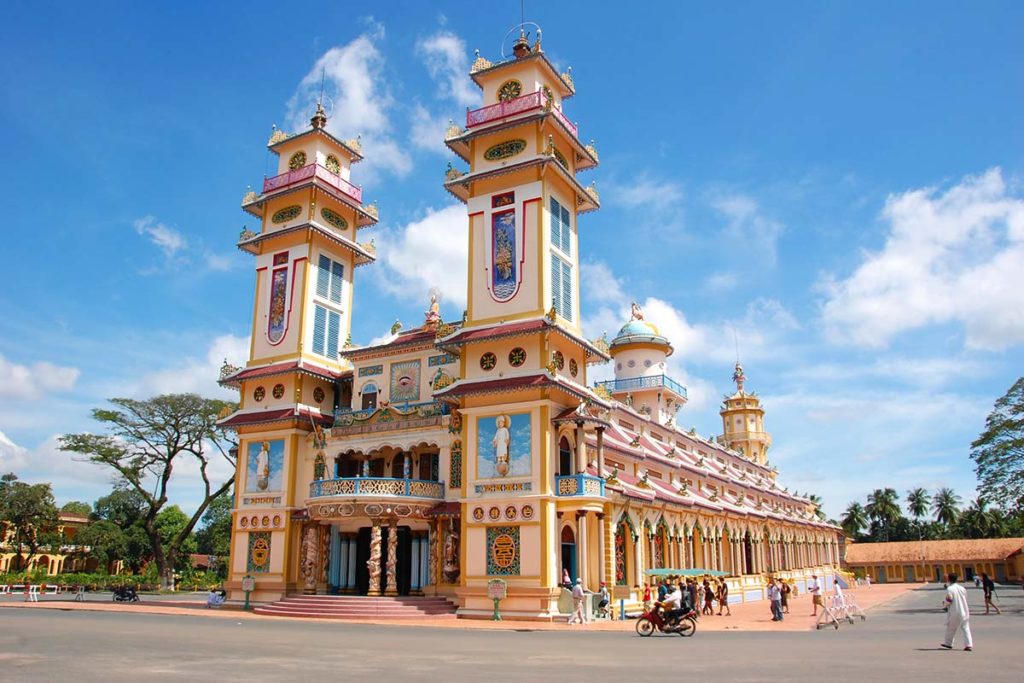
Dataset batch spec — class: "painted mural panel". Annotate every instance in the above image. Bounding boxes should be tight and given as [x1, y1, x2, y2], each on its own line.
[246, 439, 285, 493]
[491, 209, 517, 300]
[267, 266, 288, 343]
[486, 525, 520, 576]
[248, 531, 271, 573]
[476, 412, 531, 478]
[389, 359, 421, 403]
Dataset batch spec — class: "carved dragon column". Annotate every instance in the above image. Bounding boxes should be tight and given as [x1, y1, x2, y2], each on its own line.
[385, 519, 399, 596]
[367, 520, 382, 596]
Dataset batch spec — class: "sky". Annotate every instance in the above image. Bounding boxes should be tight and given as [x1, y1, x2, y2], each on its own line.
[1, 2, 1022, 519]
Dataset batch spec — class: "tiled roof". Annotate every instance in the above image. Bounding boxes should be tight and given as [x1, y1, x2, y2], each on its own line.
[845, 538, 1024, 564]
[438, 318, 610, 360]
[220, 359, 343, 387]
[339, 328, 438, 359]
[219, 406, 331, 429]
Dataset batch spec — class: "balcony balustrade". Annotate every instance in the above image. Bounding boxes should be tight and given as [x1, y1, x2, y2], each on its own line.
[262, 164, 363, 204]
[308, 476, 445, 501]
[554, 473, 605, 497]
[332, 400, 449, 435]
[465, 90, 578, 138]
[594, 374, 688, 399]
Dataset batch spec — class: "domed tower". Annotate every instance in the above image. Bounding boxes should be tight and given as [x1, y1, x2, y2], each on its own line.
[719, 361, 772, 465]
[596, 302, 687, 425]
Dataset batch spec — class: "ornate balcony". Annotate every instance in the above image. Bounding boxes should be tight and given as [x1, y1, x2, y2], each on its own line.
[555, 473, 605, 497]
[594, 374, 688, 399]
[262, 164, 363, 204]
[332, 400, 449, 436]
[465, 90, 578, 138]
[309, 477, 445, 501]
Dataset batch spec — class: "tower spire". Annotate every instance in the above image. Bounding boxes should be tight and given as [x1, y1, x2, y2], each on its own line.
[311, 67, 328, 129]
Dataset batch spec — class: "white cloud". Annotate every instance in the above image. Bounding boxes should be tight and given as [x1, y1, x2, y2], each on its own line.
[0, 431, 115, 505]
[821, 167, 1024, 350]
[138, 334, 249, 399]
[409, 103, 450, 153]
[704, 271, 739, 292]
[203, 251, 238, 272]
[709, 192, 784, 267]
[134, 215, 187, 259]
[415, 31, 479, 108]
[607, 174, 684, 211]
[0, 354, 79, 399]
[374, 204, 468, 310]
[286, 25, 412, 181]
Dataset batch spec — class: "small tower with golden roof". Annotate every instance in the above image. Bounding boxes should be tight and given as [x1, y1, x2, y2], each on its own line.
[719, 361, 772, 465]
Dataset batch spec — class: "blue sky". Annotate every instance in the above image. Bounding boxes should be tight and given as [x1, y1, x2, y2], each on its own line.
[1, 2, 1022, 518]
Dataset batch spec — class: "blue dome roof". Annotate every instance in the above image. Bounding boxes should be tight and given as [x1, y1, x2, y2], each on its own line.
[617, 320, 661, 337]
[610, 318, 673, 354]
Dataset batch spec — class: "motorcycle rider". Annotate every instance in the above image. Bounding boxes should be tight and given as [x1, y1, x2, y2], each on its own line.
[660, 582, 685, 627]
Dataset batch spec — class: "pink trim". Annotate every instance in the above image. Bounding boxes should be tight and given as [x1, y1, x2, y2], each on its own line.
[466, 91, 578, 138]
[262, 164, 363, 204]
[266, 256, 306, 347]
[485, 198, 533, 304]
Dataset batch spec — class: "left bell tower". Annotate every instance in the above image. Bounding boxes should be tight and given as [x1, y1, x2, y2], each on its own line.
[219, 102, 380, 601]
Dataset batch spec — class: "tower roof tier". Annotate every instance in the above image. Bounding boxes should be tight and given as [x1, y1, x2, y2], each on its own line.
[268, 126, 364, 164]
[218, 404, 333, 430]
[218, 357, 346, 389]
[433, 370, 611, 408]
[444, 155, 599, 212]
[436, 316, 611, 363]
[470, 50, 575, 99]
[338, 326, 440, 361]
[236, 221, 376, 267]
[242, 172, 379, 227]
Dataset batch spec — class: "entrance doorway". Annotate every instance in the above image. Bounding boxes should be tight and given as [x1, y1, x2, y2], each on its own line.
[354, 525, 413, 595]
[560, 526, 577, 583]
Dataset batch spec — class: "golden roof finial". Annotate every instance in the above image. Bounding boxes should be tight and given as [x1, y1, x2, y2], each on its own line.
[471, 49, 492, 73]
[311, 101, 328, 130]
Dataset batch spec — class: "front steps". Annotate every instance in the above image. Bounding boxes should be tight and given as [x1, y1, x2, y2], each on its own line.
[253, 595, 457, 620]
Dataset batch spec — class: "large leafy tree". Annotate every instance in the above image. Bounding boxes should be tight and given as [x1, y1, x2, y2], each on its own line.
[60, 501, 92, 516]
[932, 487, 962, 528]
[971, 377, 1024, 511]
[806, 493, 827, 521]
[195, 490, 233, 558]
[76, 520, 128, 571]
[841, 501, 867, 538]
[59, 394, 236, 589]
[0, 473, 59, 566]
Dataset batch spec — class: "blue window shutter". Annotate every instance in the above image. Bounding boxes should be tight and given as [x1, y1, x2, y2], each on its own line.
[330, 261, 344, 303]
[316, 255, 330, 298]
[326, 310, 340, 358]
[560, 205, 571, 256]
[551, 253, 562, 316]
[550, 197, 560, 250]
[312, 305, 327, 355]
[562, 259, 573, 321]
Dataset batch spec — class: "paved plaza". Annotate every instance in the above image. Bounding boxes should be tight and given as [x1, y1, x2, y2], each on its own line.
[1, 584, 1021, 682]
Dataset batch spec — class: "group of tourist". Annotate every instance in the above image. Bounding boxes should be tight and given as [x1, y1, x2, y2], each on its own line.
[643, 576, 732, 617]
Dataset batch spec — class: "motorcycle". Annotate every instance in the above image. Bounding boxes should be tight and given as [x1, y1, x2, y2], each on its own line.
[636, 603, 697, 637]
[112, 586, 140, 603]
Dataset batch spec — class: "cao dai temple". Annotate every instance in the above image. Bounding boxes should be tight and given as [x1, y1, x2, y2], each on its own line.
[217, 30, 842, 619]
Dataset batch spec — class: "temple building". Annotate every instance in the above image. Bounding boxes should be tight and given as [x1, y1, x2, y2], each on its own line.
[218, 29, 842, 618]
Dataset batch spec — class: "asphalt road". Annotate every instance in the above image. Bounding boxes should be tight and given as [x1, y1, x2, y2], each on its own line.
[1, 584, 1020, 682]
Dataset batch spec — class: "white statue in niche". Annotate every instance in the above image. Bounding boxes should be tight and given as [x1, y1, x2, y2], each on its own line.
[492, 414, 511, 476]
[255, 440, 271, 491]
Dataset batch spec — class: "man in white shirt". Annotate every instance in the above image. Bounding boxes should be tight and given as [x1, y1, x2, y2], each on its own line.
[941, 573, 973, 651]
[661, 583, 683, 625]
[570, 579, 588, 624]
[808, 575, 822, 616]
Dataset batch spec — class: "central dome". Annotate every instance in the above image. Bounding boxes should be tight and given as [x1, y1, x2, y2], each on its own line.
[617, 320, 660, 337]
[609, 318, 672, 354]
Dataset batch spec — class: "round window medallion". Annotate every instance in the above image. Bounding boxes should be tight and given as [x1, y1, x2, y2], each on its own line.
[272, 204, 302, 223]
[508, 347, 526, 367]
[272, 383, 285, 399]
[473, 507, 485, 522]
[497, 79, 522, 102]
[240, 516, 249, 528]
[313, 386, 325, 403]
[289, 151, 307, 170]
[480, 352, 497, 371]
[644, 359, 653, 368]
[253, 386, 266, 402]
[569, 358, 578, 377]
[325, 154, 340, 174]
[484, 139, 527, 161]
[521, 505, 534, 520]
[553, 351, 565, 370]
[488, 506, 501, 521]
[505, 505, 518, 520]
[320, 207, 348, 230]
[627, 359, 636, 368]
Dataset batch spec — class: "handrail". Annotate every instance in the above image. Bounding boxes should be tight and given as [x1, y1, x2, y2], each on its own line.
[465, 90, 578, 137]
[309, 476, 445, 500]
[554, 473, 605, 497]
[594, 374, 688, 398]
[262, 164, 363, 204]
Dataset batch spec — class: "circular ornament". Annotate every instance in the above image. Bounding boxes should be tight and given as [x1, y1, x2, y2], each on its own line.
[508, 347, 527, 367]
[272, 383, 285, 399]
[491, 533, 516, 569]
[627, 359, 636, 368]
[553, 351, 565, 370]
[569, 358, 578, 377]
[473, 507, 485, 522]
[288, 151, 307, 170]
[313, 386, 325, 403]
[488, 506, 501, 521]
[250, 515, 259, 527]
[484, 139, 526, 161]
[253, 386, 266, 402]
[505, 505, 518, 520]
[320, 207, 348, 230]
[240, 516, 249, 528]
[272, 204, 302, 223]
[272, 515, 281, 527]
[338, 504, 354, 517]
[364, 503, 383, 517]
[251, 537, 270, 568]
[261, 515, 270, 527]
[644, 359, 653, 368]
[521, 505, 534, 520]
[480, 352, 497, 371]
[325, 154, 341, 174]
[497, 79, 522, 102]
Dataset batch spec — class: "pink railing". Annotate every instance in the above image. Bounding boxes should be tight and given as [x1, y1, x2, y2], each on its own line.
[466, 91, 578, 137]
[262, 164, 363, 204]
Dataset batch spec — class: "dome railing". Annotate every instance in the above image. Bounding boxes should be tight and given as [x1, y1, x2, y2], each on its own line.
[594, 374, 688, 398]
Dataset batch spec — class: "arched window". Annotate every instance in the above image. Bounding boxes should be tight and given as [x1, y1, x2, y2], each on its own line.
[558, 436, 573, 476]
[361, 382, 378, 410]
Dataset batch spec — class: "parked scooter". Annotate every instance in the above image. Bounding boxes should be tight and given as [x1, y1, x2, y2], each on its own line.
[636, 603, 697, 637]
[112, 585, 139, 602]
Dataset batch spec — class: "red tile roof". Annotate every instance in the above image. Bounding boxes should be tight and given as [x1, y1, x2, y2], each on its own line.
[438, 318, 610, 360]
[219, 406, 332, 428]
[845, 538, 1024, 564]
[220, 359, 343, 387]
[339, 327, 439, 359]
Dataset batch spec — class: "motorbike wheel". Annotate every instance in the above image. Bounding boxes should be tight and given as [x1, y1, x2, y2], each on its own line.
[635, 617, 655, 637]
[678, 617, 697, 637]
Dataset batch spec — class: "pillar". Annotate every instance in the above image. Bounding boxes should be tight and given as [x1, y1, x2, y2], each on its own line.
[368, 520, 382, 596]
[411, 536, 421, 592]
[575, 424, 586, 474]
[596, 427, 605, 476]
[420, 532, 430, 592]
[597, 512, 607, 586]
[385, 520, 399, 596]
[634, 527, 644, 586]
[329, 525, 341, 588]
[577, 512, 589, 588]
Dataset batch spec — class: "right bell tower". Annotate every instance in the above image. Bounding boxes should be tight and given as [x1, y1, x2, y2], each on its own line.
[719, 362, 772, 465]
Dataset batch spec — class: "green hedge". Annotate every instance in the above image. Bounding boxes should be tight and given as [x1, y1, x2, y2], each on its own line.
[0, 571, 223, 592]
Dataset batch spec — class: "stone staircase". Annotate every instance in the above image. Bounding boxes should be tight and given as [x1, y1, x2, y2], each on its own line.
[253, 595, 458, 620]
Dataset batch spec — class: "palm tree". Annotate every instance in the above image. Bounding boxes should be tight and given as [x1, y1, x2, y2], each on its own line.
[932, 488, 962, 528]
[841, 502, 867, 537]
[807, 493, 826, 520]
[866, 488, 901, 541]
[958, 497, 999, 538]
[906, 488, 929, 521]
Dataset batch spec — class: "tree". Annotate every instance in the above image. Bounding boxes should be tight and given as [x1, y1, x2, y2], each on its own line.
[806, 493, 827, 521]
[92, 487, 147, 526]
[76, 520, 127, 571]
[971, 377, 1024, 511]
[865, 488, 902, 541]
[954, 497, 1004, 539]
[195, 491, 233, 558]
[906, 488, 929, 521]
[932, 487, 962, 528]
[841, 501, 867, 538]
[0, 473, 59, 566]
[60, 501, 92, 516]
[59, 394, 237, 589]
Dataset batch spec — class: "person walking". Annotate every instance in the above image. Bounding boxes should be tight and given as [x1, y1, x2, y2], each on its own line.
[717, 580, 731, 616]
[941, 573, 973, 651]
[642, 583, 652, 611]
[703, 579, 715, 615]
[780, 579, 791, 614]
[570, 578, 588, 625]
[768, 579, 783, 621]
[808, 574, 822, 616]
[686, 579, 698, 618]
[695, 580, 705, 614]
[981, 573, 1001, 615]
